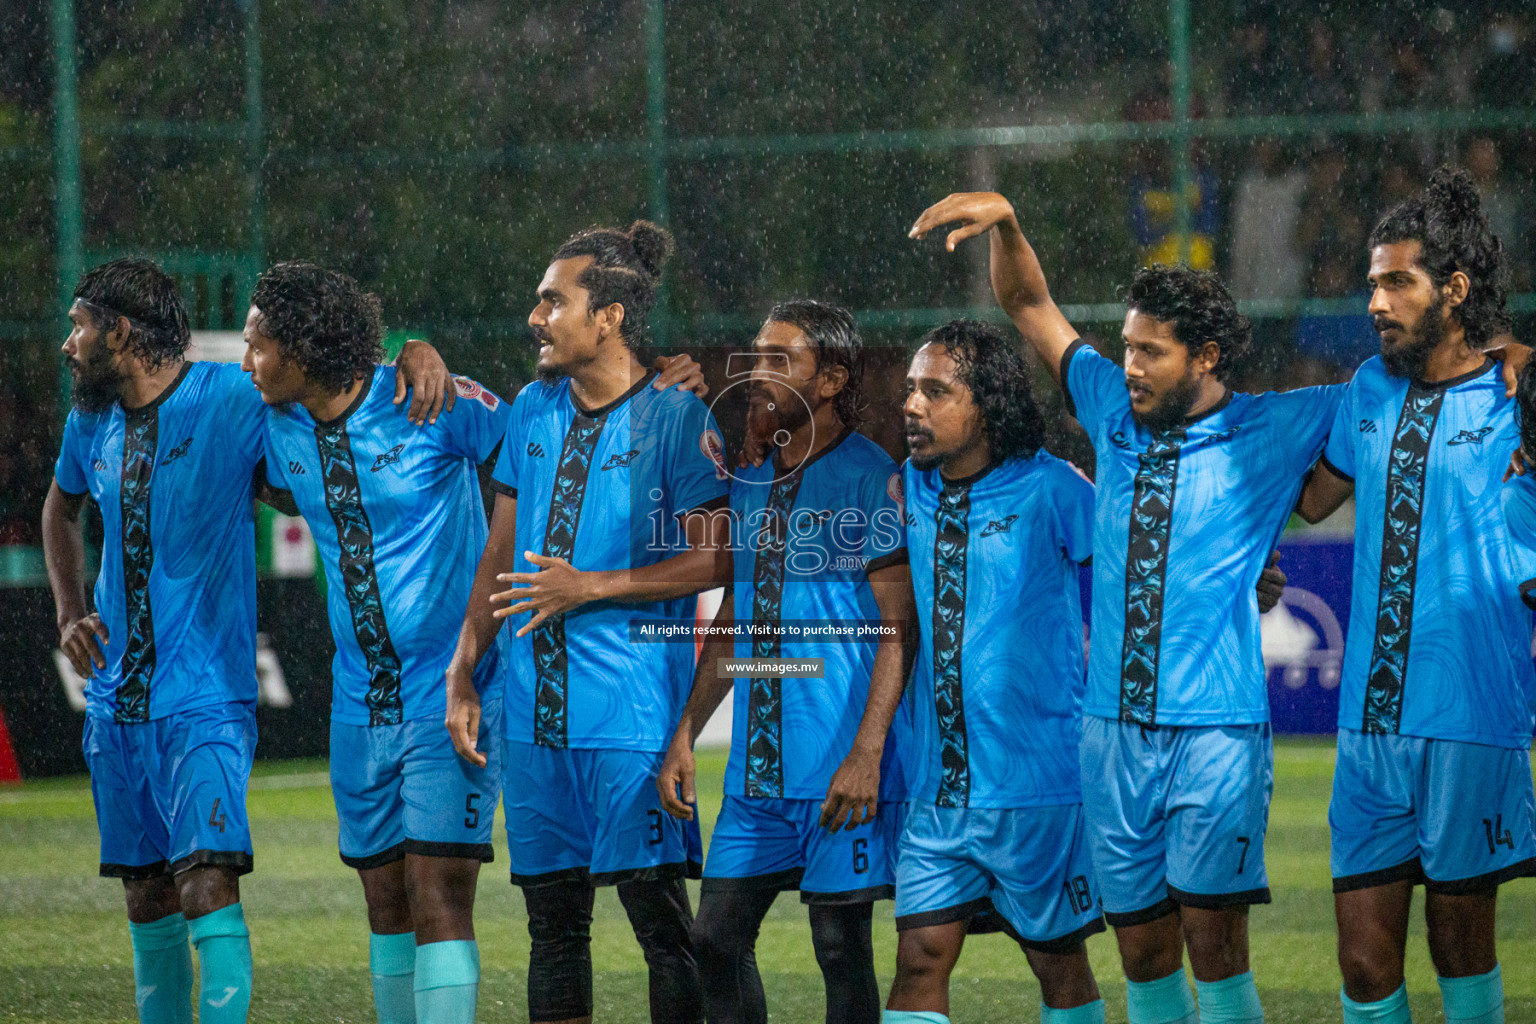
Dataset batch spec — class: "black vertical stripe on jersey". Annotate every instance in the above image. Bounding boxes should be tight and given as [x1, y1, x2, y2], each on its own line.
[314, 421, 405, 726]
[931, 480, 972, 808]
[532, 411, 608, 748]
[1363, 385, 1445, 734]
[115, 405, 159, 723]
[743, 472, 806, 798]
[1118, 431, 1182, 726]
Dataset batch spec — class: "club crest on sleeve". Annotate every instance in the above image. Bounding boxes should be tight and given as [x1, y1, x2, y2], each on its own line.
[452, 375, 499, 411]
[886, 472, 904, 514]
[700, 428, 728, 480]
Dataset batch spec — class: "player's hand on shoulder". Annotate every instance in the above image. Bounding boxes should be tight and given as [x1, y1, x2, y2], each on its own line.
[1506, 446, 1529, 482]
[1256, 550, 1286, 614]
[656, 734, 696, 820]
[820, 746, 880, 833]
[909, 191, 1017, 252]
[394, 339, 456, 425]
[444, 666, 486, 768]
[653, 354, 709, 399]
[59, 612, 109, 677]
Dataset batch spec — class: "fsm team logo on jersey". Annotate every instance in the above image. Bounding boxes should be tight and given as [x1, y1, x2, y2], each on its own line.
[981, 514, 1018, 537]
[1198, 425, 1241, 448]
[370, 443, 405, 472]
[700, 428, 728, 480]
[159, 436, 193, 465]
[602, 448, 640, 470]
[1447, 426, 1494, 446]
[452, 375, 499, 411]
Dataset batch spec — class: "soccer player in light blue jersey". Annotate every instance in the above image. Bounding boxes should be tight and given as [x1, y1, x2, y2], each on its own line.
[1299, 168, 1535, 1024]
[882, 320, 1106, 1024]
[42, 257, 452, 1024]
[446, 221, 730, 1024]
[910, 192, 1348, 1024]
[241, 261, 510, 1024]
[655, 300, 915, 1024]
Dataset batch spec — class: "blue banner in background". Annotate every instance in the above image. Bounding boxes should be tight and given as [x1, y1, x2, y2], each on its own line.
[1263, 539, 1354, 734]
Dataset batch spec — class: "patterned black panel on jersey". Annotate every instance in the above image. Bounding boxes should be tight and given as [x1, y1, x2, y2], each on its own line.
[931, 479, 972, 808]
[533, 412, 606, 748]
[744, 472, 806, 798]
[315, 421, 404, 726]
[1364, 386, 1444, 734]
[115, 406, 159, 723]
[1120, 430, 1182, 726]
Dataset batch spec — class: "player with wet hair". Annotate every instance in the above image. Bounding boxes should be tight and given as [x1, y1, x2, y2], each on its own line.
[1301, 167, 1535, 1024]
[447, 220, 729, 1024]
[42, 257, 453, 1024]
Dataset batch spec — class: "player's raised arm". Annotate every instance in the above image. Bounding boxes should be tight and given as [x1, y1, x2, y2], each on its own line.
[445, 491, 517, 766]
[656, 590, 738, 820]
[820, 561, 917, 833]
[910, 191, 1079, 383]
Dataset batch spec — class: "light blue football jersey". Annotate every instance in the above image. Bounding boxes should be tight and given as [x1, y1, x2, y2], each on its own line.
[54, 361, 266, 722]
[905, 451, 1094, 809]
[1325, 356, 1536, 748]
[263, 367, 511, 726]
[491, 373, 730, 751]
[1063, 340, 1344, 727]
[721, 428, 908, 801]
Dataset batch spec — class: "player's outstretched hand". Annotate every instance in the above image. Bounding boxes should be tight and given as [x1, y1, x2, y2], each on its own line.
[59, 612, 109, 677]
[1256, 550, 1286, 613]
[1506, 447, 1529, 482]
[656, 735, 697, 820]
[493, 553, 599, 637]
[445, 667, 486, 767]
[820, 747, 879, 833]
[909, 191, 1018, 252]
[394, 339, 457, 425]
[654, 354, 709, 399]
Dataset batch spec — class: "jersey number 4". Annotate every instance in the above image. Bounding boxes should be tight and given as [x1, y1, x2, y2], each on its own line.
[208, 799, 226, 834]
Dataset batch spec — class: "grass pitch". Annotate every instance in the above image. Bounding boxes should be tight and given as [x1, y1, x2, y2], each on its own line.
[1, 740, 1532, 1022]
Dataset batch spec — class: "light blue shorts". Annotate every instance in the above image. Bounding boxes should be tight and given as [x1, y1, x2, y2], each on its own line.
[1331, 728, 1536, 892]
[894, 802, 1104, 951]
[702, 795, 898, 903]
[330, 698, 504, 868]
[1079, 716, 1273, 924]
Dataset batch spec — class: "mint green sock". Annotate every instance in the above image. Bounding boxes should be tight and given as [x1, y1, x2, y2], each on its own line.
[1127, 969, 1197, 1024]
[1439, 965, 1503, 1024]
[1043, 999, 1107, 1023]
[127, 912, 193, 1024]
[1342, 982, 1412, 1023]
[186, 902, 252, 1024]
[414, 939, 478, 1024]
[370, 931, 417, 1024]
[881, 1013, 950, 1024]
[1195, 971, 1263, 1023]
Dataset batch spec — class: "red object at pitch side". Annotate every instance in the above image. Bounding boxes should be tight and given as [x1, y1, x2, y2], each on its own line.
[0, 703, 22, 782]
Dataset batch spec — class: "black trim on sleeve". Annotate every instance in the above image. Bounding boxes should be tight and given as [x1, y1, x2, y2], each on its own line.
[400, 839, 495, 863]
[864, 549, 909, 575]
[170, 850, 254, 877]
[1167, 883, 1271, 910]
[1102, 896, 1179, 928]
[1317, 453, 1354, 484]
[99, 859, 171, 880]
[1059, 339, 1087, 419]
[489, 479, 517, 499]
[799, 882, 895, 906]
[1331, 858, 1424, 894]
[1424, 857, 1536, 894]
[700, 867, 805, 896]
[894, 896, 994, 931]
[1519, 579, 1536, 611]
[55, 474, 89, 499]
[674, 492, 731, 523]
